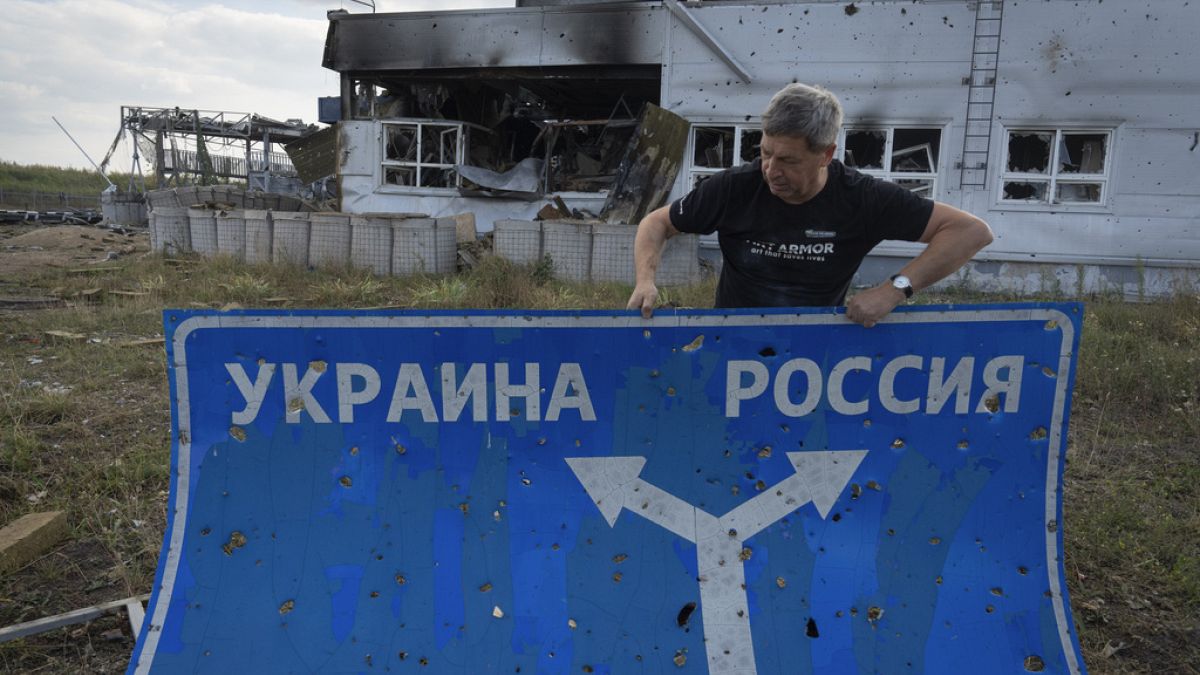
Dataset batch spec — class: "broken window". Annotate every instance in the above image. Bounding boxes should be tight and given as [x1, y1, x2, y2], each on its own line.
[839, 127, 942, 196]
[844, 129, 886, 170]
[538, 120, 637, 193]
[688, 125, 761, 188]
[381, 121, 474, 189]
[740, 130, 762, 164]
[1000, 128, 1110, 205]
[350, 67, 661, 195]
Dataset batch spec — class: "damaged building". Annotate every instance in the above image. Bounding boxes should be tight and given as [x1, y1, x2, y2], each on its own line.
[312, 0, 1200, 297]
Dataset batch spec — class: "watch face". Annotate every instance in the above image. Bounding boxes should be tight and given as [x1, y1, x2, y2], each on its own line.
[892, 275, 911, 289]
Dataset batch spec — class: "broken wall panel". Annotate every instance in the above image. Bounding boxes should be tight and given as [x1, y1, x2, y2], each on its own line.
[600, 103, 690, 224]
[284, 125, 339, 185]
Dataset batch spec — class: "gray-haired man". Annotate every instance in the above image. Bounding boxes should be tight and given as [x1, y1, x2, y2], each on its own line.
[626, 83, 993, 327]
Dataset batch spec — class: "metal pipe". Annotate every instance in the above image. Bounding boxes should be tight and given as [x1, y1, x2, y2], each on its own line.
[663, 0, 753, 83]
[51, 116, 116, 189]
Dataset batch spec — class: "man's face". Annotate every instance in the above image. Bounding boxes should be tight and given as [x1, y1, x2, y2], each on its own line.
[759, 133, 836, 205]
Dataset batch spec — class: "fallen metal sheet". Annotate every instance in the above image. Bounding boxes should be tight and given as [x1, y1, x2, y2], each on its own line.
[600, 103, 690, 224]
[458, 157, 544, 195]
[132, 304, 1087, 674]
[284, 125, 339, 185]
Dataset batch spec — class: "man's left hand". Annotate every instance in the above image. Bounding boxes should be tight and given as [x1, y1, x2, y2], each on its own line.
[845, 284, 905, 328]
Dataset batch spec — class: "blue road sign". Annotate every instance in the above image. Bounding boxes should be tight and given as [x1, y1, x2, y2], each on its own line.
[132, 304, 1085, 674]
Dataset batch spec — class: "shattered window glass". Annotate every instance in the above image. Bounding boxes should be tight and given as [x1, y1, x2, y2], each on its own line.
[386, 126, 418, 162]
[740, 130, 762, 163]
[420, 168, 458, 189]
[384, 166, 416, 186]
[1001, 128, 1111, 205]
[687, 124, 761, 191]
[891, 129, 940, 173]
[1058, 133, 1107, 174]
[836, 127, 941, 196]
[421, 125, 459, 165]
[1003, 181, 1049, 201]
[843, 129, 886, 170]
[1007, 132, 1053, 173]
[895, 179, 934, 197]
[1055, 182, 1103, 203]
[693, 127, 735, 168]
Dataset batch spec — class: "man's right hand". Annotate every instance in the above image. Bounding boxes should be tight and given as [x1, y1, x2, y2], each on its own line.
[626, 282, 660, 318]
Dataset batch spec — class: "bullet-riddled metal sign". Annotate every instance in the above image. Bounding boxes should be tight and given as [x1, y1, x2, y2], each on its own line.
[132, 305, 1086, 674]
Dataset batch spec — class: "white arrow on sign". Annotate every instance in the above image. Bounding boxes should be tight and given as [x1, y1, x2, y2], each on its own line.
[566, 450, 867, 675]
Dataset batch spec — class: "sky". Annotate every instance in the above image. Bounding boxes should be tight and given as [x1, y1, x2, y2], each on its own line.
[0, 0, 515, 172]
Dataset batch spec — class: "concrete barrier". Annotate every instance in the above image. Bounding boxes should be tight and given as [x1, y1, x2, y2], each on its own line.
[150, 207, 190, 255]
[243, 210, 272, 264]
[215, 210, 246, 261]
[393, 218, 442, 274]
[658, 232, 701, 286]
[542, 220, 593, 282]
[308, 213, 352, 269]
[271, 212, 311, 266]
[590, 223, 636, 283]
[187, 207, 219, 256]
[495, 219, 700, 285]
[435, 217, 458, 273]
[101, 191, 148, 227]
[350, 215, 393, 275]
[494, 219, 542, 264]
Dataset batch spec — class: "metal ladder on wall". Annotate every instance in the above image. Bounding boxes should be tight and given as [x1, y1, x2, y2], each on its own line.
[959, 0, 1005, 189]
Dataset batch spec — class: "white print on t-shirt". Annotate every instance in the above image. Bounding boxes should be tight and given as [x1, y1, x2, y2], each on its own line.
[747, 239, 835, 262]
[677, 192, 692, 216]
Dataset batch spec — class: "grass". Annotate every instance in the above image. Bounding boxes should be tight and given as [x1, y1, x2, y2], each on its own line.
[0, 241, 1196, 673]
[0, 161, 119, 195]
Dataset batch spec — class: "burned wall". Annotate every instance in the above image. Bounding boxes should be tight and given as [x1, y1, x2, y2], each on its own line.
[324, 5, 664, 72]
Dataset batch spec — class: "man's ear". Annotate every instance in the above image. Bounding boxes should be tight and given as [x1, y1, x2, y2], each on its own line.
[820, 144, 837, 166]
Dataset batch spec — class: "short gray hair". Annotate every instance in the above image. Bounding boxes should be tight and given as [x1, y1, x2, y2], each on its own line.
[761, 83, 843, 151]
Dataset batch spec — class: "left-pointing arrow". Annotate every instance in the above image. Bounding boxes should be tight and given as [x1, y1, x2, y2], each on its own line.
[565, 456, 704, 542]
[563, 456, 646, 527]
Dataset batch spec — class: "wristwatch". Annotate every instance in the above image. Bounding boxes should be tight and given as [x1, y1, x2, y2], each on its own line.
[890, 274, 914, 299]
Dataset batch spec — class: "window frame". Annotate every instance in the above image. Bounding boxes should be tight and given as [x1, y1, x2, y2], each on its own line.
[997, 126, 1114, 209]
[685, 123, 763, 189]
[378, 119, 475, 193]
[835, 124, 946, 199]
[683, 121, 947, 199]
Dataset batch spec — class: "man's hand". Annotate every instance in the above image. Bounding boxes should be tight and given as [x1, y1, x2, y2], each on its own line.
[845, 283, 905, 328]
[627, 282, 660, 318]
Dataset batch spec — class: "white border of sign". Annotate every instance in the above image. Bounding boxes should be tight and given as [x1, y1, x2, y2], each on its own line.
[134, 308, 1081, 674]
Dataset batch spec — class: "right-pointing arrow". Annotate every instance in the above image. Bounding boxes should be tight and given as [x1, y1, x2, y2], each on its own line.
[787, 449, 869, 519]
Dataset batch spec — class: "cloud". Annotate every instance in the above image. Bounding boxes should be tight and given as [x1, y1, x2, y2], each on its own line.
[0, 0, 517, 170]
[0, 0, 335, 170]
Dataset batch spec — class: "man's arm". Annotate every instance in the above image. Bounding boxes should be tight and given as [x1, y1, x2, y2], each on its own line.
[846, 201, 994, 327]
[626, 205, 680, 318]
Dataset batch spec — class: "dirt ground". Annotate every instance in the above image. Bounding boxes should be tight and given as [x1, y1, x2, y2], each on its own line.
[0, 225, 147, 281]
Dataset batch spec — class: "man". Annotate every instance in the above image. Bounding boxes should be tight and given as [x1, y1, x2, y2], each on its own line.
[626, 83, 993, 327]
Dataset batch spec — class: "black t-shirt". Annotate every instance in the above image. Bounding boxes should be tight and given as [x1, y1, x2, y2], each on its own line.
[669, 159, 933, 308]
